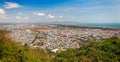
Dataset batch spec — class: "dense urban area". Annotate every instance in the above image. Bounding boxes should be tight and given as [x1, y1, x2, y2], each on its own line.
[0, 24, 120, 62]
[0, 24, 120, 52]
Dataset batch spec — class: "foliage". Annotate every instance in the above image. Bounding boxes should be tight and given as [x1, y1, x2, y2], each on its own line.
[0, 30, 50, 62]
[52, 37, 120, 62]
[0, 30, 120, 62]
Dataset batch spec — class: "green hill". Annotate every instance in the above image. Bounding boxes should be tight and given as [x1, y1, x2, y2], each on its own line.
[0, 30, 51, 62]
[0, 30, 120, 62]
[52, 37, 120, 62]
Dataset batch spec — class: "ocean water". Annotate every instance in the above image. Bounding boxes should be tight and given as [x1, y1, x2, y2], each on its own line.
[0, 23, 120, 28]
[79, 23, 120, 28]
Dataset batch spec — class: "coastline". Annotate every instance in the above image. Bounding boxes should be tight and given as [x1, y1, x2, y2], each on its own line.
[0, 23, 120, 30]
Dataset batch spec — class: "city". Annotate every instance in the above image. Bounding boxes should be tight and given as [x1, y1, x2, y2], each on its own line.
[0, 0, 120, 61]
[1, 24, 120, 52]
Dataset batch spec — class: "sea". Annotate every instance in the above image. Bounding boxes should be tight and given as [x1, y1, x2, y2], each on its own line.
[0, 23, 120, 28]
[78, 23, 120, 28]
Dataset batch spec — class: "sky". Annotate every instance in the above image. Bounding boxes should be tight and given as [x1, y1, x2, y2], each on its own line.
[0, 0, 120, 23]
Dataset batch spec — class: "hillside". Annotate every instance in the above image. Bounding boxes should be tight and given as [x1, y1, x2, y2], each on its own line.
[0, 30, 51, 62]
[52, 37, 120, 62]
[0, 30, 120, 62]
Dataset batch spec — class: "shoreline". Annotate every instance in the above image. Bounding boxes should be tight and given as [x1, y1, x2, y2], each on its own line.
[0, 23, 120, 30]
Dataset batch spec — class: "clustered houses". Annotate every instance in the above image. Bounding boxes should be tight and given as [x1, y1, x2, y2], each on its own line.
[1, 24, 120, 52]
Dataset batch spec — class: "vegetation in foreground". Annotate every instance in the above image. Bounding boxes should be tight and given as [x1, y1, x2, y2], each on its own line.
[52, 37, 120, 62]
[0, 30, 120, 62]
[0, 30, 51, 62]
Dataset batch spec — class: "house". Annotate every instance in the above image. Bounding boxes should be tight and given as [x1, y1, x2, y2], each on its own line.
[51, 48, 59, 53]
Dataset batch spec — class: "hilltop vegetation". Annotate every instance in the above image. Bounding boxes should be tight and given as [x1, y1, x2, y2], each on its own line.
[52, 37, 120, 62]
[0, 30, 51, 62]
[0, 30, 120, 62]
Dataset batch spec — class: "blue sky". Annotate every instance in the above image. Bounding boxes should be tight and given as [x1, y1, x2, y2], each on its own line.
[0, 0, 120, 23]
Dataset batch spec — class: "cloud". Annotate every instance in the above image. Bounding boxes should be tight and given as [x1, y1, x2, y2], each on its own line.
[33, 12, 37, 15]
[0, 9, 5, 15]
[33, 12, 45, 16]
[4, 2, 21, 9]
[37, 13, 45, 16]
[16, 16, 20, 19]
[72, 17, 75, 19]
[18, 12, 22, 15]
[15, 16, 30, 20]
[59, 16, 63, 18]
[48, 14, 55, 19]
